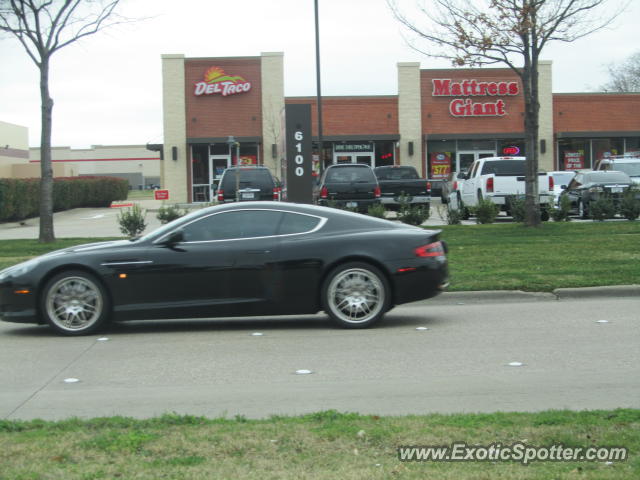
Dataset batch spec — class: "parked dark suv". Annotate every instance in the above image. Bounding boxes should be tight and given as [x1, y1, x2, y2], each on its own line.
[315, 163, 381, 212]
[217, 166, 281, 203]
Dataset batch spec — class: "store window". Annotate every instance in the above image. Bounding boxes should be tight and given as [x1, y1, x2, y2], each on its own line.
[592, 138, 623, 164]
[209, 144, 229, 156]
[624, 137, 640, 154]
[498, 140, 525, 157]
[375, 141, 395, 167]
[427, 140, 455, 181]
[237, 144, 259, 165]
[558, 138, 590, 170]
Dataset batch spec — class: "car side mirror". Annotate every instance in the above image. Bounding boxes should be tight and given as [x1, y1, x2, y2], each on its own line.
[162, 229, 184, 246]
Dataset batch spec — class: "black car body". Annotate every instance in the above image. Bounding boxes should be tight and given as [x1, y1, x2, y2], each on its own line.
[315, 164, 381, 212]
[559, 170, 636, 218]
[0, 202, 448, 335]
[217, 166, 281, 202]
[373, 166, 431, 210]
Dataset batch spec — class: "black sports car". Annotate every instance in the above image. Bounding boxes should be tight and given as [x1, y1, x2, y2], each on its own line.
[0, 202, 448, 335]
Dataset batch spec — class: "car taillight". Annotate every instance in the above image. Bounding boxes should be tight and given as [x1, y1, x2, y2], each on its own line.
[320, 186, 328, 199]
[217, 189, 224, 202]
[273, 187, 281, 201]
[426, 181, 432, 192]
[374, 186, 381, 198]
[415, 241, 445, 258]
[486, 177, 494, 193]
[453, 181, 458, 190]
[549, 175, 554, 191]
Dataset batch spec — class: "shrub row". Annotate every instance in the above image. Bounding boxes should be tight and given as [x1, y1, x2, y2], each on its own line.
[0, 176, 129, 222]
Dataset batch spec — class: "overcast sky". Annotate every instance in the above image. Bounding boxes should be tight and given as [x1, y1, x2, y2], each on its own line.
[1, 0, 637, 149]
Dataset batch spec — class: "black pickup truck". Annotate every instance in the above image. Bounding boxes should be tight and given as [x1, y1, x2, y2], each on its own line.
[373, 166, 431, 210]
[315, 163, 380, 213]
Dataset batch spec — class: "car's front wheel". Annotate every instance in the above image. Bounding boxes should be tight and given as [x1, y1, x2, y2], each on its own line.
[41, 270, 110, 335]
[322, 262, 390, 328]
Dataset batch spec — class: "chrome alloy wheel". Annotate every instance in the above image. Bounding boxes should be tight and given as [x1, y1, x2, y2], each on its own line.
[327, 268, 385, 324]
[45, 276, 103, 331]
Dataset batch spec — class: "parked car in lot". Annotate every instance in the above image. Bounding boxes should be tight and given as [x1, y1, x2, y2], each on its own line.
[0, 202, 448, 335]
[217, 166, 281, 203]
[373, 165, 431, 210]
[559, 170, 636, 218]
[548, 170, 577, 207]
[458, 157, 554, 219]
[594, 154, 640, 186]
[440, 170, 467, 205]
[315, 163, 381, 213]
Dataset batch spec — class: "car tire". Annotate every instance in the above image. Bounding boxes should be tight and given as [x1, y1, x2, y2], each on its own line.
[540, 209, 550, 222]
[322, 262, 390, 329]
[578, 200, 589, 219]
[41, 270, 110, 336]
[458, 194, 470, 220]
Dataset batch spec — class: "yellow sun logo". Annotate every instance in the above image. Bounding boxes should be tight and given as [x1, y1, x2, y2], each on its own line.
[204, 67, 246, 84]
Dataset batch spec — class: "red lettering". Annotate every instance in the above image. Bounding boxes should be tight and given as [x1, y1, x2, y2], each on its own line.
[432, 79, 451, 96]
[508, 82, 519, 95]
[498, 82, 508, 95]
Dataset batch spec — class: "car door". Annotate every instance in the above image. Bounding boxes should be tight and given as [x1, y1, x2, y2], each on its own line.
[564, 174, 583, 212]
[461, 161, 479, 205]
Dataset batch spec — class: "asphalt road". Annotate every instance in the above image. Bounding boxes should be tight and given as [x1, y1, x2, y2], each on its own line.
[1, 296, 638, 420]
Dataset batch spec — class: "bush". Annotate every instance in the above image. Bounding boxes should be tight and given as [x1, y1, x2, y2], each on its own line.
[619, 189, 640, 221]
[397, 205, 430, 226]
[157, 204, 188, 224]
[508, 197, 526, 222]
[117, 204, 147, 238]
[0, 176, 129, 222]
[437, 204, 462, 225]
[474, 198, 500, 224]
[589, 196, 616, 221]
[367, 203, 386, 219]
[550, 195, 572, 222]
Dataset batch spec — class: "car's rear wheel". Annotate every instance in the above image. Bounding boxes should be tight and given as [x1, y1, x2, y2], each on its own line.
[41, 270, 110, 335]
[322, 262, 390, 328]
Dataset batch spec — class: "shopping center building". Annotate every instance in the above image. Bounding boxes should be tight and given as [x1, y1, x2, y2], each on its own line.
[162, 52, 640, 203]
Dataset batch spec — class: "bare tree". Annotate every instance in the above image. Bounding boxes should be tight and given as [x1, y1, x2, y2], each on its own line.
[388, 0, 624, 226]
[0, 0, 124, 242]
[601, 50, 640, 92]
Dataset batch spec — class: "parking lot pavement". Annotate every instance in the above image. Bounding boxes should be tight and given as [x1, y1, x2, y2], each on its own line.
[0, 203, 165, 240]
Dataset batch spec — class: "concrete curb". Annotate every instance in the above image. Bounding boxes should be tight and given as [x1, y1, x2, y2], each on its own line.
[422, 286, 639, 305]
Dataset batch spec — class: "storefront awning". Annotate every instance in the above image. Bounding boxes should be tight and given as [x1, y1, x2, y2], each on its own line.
[556, 131, 640, 138]
[425, 133, 525, 141]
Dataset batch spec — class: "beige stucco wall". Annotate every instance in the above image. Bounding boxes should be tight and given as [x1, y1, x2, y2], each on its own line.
[261, 52, 285, 175]
[0, 121, 29, 178]
[538, 61, 554, 172]
[12, 163, 77, 178]
[29, 145, 160, 178]
[161, 54, 188, 202]
[397, 63, 423, 173]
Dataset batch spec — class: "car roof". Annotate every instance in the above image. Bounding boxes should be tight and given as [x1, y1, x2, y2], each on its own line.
[326, 163, 372, 168]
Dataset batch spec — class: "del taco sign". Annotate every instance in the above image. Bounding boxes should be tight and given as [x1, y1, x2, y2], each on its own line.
[432, 78, 520, 117]
[194, 66, 252, 97]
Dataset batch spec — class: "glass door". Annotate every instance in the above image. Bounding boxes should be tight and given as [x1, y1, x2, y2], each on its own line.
[209, 155, 230, 200]
[456, 150, 495, 173]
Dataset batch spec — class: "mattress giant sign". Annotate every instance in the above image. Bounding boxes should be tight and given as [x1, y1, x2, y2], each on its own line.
[432, 79, 519, 117]
[194, 67, 252, 97]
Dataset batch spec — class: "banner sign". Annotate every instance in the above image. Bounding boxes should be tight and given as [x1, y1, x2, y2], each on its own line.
[564, 151, 585, 170]
[432, 78, 520, 118]
[194, 66, 252, 97]
[284, 104, 313, 203]
[430, 152, 452, 180]
[334, 143, 373, 153]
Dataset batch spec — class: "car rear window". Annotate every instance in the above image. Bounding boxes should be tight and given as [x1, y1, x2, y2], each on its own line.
[480, 160, 526, 176]
[374, 167, 419, 180]
[325, 166, 376, 183]
[278, 212, 322, 235]
[612, 162, 640, 176]
[221, 169, 273, 190]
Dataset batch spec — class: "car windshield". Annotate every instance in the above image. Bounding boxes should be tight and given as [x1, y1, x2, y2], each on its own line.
[221, 169, 272, 190]
[374, 167, 418, 180]
[480, 160, 525, 176]
[552, 172, 575, 186]
[584, 172, 631, 184]
[325, 166, 376, 183]
[612, 163, 640, 177]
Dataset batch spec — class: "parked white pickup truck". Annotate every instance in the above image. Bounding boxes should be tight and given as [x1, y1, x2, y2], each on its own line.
[455, 157, 554, 219]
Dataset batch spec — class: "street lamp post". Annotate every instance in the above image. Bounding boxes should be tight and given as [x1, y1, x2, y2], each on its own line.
[314, 0, 324, 175]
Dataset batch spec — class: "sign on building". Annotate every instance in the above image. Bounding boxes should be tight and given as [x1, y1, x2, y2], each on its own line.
[284, 104, 313, 204]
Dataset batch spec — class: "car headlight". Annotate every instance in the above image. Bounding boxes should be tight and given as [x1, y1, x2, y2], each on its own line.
[0, 258, 40, 282]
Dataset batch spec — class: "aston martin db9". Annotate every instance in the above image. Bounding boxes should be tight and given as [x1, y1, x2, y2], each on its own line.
[0, 202, 448, 335]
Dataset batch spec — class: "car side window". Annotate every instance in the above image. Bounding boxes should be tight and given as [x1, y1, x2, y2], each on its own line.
[182, 210, 283, 242]
[278, 212, 322, 235]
